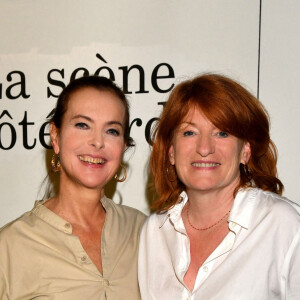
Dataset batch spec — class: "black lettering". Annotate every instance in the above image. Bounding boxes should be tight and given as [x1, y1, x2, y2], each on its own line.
[47, 69, 65, 98]
[129, 118, 142, 137]
[145, 117, 158, 145]
[6, 71, 30, 99]
[0, 122, 17, 150]
[157, 101, 167, 108]
[70, 68, 89, 81]
[94, 67, 115, 81]
[18, 111, 36, 149]
[151, 63, 175, 93]
[39, 121, 51, 149]
[119, 65, 149, 94]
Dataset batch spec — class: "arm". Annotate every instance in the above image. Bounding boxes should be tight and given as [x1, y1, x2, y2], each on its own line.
[283, 228, 300, 299]
[0, 265, 8, 300]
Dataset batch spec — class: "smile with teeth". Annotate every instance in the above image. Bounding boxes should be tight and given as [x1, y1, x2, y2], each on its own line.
[78, 155, 106, 165]
[191, 162, 220, 167]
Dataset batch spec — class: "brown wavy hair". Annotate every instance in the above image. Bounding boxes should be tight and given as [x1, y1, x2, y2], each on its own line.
[151, 73, 283, 213]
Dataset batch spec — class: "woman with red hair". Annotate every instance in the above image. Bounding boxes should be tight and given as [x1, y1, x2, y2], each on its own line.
[138, 74, 300, 299]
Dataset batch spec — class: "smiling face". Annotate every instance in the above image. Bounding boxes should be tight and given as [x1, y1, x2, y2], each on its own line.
[168, 107, 251, 197]
[50, 87, 126, 191]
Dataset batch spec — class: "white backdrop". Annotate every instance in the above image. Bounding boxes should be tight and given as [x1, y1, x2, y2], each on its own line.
[0, 0, 299, 226]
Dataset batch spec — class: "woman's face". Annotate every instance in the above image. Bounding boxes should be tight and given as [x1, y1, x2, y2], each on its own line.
[50, 87, 126, 191]
[168, 107, 251, 196]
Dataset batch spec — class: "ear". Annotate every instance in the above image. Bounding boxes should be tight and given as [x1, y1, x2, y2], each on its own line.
[168, 145, 175, 165]
[240, 141, 251, 165]
[50, 122, 60, 154]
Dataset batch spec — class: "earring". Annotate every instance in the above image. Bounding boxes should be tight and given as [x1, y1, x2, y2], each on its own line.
[114, 164, 127, 182]
[242, 164, 252, 181]
[51, 153, 61, 172]
[166, 164, 177, 182]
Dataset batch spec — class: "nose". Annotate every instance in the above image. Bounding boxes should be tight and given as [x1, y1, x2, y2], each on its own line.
[196, 134, 215, 157]
[89, 131, 105, 149]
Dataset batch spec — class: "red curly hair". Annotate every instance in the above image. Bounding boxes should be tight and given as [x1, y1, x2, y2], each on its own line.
[151, 73, 283, 213]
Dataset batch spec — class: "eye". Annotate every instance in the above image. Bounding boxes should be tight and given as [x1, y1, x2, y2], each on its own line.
[183, 130, 195, 137]
[75, 122, 89, 129]
[107, 128, 120, 136]
[217, 131, 229, 138]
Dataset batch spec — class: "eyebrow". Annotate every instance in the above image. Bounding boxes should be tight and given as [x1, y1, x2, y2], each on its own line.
[71, 115, 93, 122]
[107, 120, 124, 128]
[71, 115, 124, 127]
[180, 120, 219, 131]
[180, 121, 196, 126]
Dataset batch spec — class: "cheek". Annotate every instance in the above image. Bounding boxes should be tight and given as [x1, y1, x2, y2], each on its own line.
[175, 142, 193, 160]
[228, 148, 245, 173]
[218, 144, 242, 170]
[59, 132, 82, 155]
[111, 140, 125, 159]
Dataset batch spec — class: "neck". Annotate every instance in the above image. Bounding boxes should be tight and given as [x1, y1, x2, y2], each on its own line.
[45, 179, 105, 227]
[185, 184, 237, 226]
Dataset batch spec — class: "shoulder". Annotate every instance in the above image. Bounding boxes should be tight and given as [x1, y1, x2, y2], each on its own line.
[103, 197, 147, 228]
[0, 211, 32, 239]
[257, 189, 299, 215]
[251, 188, 300, 228]
[0, 201, 50, 246]
[140, 211, 168, 236]
[118, 203, 147, 222]
[0, 211, 37, 258]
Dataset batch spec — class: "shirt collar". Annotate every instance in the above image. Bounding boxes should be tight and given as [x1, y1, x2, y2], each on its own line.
[228, 188, 258, 229]
[32, 200, 72, 233]
[100, 195, 113, 212]
[159, 188, 258, 230]
[160, 191, 188, 228]
[32, 195, 110, 234]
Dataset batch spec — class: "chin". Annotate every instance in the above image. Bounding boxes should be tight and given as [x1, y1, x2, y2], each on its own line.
[188, 179, 217, 190]
[194, 186, 216, 192]
[83, 183, 104, 190]
[77, 178, 105, 190]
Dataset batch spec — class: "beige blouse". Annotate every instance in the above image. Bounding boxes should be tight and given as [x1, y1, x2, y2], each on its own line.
[0, 196, 146, 300]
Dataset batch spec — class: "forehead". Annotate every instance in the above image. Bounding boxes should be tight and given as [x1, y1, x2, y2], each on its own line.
[66, 87, 126, 121]
[180, 105, 211, 125]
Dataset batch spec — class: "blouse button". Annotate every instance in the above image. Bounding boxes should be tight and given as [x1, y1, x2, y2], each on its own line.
[203, 266, 208, 272]
[81, 256, 87, 262]
[103, 279, 110, 286]
[64, 223, 70, 228]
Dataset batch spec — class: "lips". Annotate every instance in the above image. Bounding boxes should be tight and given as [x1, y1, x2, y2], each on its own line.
[191, 162, 220, 167]
[78, 155, 106, 165]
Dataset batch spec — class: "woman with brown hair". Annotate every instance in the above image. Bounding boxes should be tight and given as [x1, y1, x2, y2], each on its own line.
[0, 76, 146, 299]
[138, 73, 300, 299]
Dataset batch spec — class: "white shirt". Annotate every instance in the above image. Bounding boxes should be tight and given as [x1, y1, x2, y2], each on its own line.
[138, 188, 300, 299]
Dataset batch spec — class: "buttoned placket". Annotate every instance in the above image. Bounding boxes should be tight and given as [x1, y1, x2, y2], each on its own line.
[192, 221, 242, 298]
[169, 206, 243, 299]
[181, 226, 241, 300]
[99, 197, 113, 294]
[158, 190, 250, 300]
[31, 198, 123, 299]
